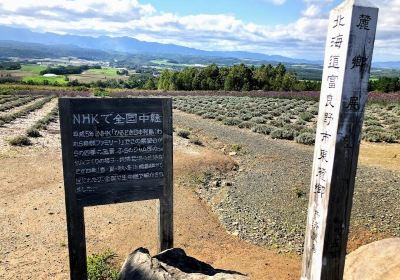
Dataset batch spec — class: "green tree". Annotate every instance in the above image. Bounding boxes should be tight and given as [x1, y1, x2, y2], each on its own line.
[254, 64, 274, 90]
[224, 64, 254, 91]
[157, 69, 173, 90]
[143, 78, 157, 90]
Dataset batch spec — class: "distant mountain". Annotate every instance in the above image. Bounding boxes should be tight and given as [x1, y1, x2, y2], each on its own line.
[0, 25, 317, 64]
[372, 61, 400, 69]
[0, 25, 398, 69]
[0, 40, 112, 60]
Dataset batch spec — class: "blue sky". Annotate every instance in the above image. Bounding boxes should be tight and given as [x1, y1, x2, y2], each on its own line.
[0, 0, 398, 61]
[144, 0, 320, 25]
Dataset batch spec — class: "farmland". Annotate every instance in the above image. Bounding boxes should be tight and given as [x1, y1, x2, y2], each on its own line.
[0, 63, 125, 85]
[174, 96, 400, 144]
[20, 64, 47, 74]
[0, 90, 399, 279]
[22, 76, 68, 85]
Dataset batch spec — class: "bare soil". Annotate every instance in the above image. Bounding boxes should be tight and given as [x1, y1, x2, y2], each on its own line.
[0, 124, 300, 280]
[173, 110, 400, 254]
[0, 104, 398, 280]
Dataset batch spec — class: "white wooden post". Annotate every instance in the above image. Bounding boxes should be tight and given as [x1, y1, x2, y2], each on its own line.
[301, 1, 378, 280]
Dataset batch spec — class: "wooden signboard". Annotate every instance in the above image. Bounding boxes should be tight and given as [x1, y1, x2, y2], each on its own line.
[301, 1, 378, 280]
[59, 98, 173, 280]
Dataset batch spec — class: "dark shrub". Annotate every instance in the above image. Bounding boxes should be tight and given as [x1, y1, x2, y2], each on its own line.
[189, 137, 203, 146]
[363, 131, 397, 143]
[177, 130, 190, 139]
[299, 111, 314, 122]
[238, 121, 255, 129]
[27, 128, 41, 138]
[252, 124, 274, 135]
[9, 135, 32, 146]
[240, 114, 252, 121]
[251, 117, 266, 124]
[364, 119, 382, 127]
[270, 128, 296, 140]
[295, 133, 315, 145]
[223, 118, 242, 126]
[363, 125, 385, 133]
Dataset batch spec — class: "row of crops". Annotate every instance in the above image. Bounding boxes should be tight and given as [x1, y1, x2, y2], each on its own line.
[0, 94, 398, 146]
[0, 94, 58, 146]
[173, 96, 400, 144]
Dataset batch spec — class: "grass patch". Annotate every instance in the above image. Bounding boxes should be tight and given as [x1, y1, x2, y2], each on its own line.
[85, 68, 119, 77]
[223, 117, 241, 126]
[363, 131, 397, 143]
[8, 135, 32, 146]
[20, 64, 47, 74]
[252, 124, 274, 135]
[270, 128, 297, 140]
[292, 186, 306, 198]
[295, 132, 315, 145]
[22, 76, 68, 85]
[230, 144, 242, 152]
[87, 250, 119, 280]
[27, 128, 42, 138]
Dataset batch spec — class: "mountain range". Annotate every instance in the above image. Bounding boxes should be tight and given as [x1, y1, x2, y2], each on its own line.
[0, 25, 399, 69]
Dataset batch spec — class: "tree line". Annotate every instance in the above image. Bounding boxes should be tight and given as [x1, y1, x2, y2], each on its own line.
[0, 61, 21, 70]
[369, 77, 400, 93]
[157, 63, 321, 91]
[39, 65, 101, 75]
[1, 61, 399, 93]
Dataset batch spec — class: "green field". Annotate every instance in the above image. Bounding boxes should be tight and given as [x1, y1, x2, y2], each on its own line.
[84, 68, 119, 76]
[20, 64, 47, 74]
[22, 76, 68, 85]
[150, 59, 188, 67]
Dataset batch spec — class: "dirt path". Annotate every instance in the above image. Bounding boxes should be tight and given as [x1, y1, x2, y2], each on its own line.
[0, 98, 57, 149]
[173, 110, 400, 254]
[0, 124, 300, 279]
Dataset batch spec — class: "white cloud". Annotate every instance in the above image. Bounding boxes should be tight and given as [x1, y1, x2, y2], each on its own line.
[0, 0, 398, 61]
[259, 0, 287, 5]
[0, 0, 155, 21]
[269, 0, 287, 5]
[302, 4, 321, 17]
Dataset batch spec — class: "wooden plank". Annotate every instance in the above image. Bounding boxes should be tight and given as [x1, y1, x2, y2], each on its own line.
[77, 179, 164, 207]
[67, 97, 166, 206]
[59, 98, 88, 280]
[158, 98, 174, 252]
[301, 1, 378, 279]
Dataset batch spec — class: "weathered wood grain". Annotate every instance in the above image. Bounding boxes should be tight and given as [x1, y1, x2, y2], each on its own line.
[59, 97, 174, 279]
[301, 1, 378, 279]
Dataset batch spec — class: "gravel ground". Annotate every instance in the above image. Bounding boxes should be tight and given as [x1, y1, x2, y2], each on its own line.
[174, 110, 400, 254]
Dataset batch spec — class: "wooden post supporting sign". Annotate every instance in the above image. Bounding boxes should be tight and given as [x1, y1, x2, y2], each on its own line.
[301, 1, 378, 280]
[59, 98, 173, 280]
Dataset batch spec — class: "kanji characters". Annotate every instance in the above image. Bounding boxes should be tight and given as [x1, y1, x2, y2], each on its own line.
[333, 15, 345, 28]
[327, 75, 339, 88]
[356, 14, 372, 30]
[351, 55, 368, 69]
[328, 56, 340, 69]
[331, 34, 344, 48]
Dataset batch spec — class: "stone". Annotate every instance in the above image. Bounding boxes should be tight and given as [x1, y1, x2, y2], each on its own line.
[344, 238, 400, 280]
[229, 152, 237, 156]
[212, 180, 221, 187]
[119, 247, 249, 280]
